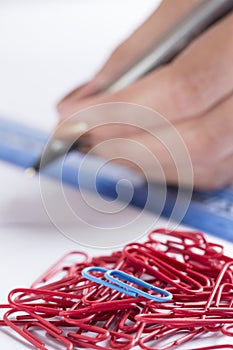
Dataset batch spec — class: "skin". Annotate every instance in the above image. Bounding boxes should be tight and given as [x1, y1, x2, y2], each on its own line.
[57, 0, 233, 190]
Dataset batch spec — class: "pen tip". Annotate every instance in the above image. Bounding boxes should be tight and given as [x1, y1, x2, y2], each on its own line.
[25, 167, 37, 178]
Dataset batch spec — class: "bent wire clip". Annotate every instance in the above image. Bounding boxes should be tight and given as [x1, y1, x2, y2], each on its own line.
[82, 266, 172, 302]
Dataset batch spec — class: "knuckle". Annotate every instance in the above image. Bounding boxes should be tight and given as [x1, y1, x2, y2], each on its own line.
[185, 122, 220, 166]
[169, 65, 207, 117]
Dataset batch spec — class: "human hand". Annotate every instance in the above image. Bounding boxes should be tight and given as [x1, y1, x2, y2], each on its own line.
[57, 0, 233, 190]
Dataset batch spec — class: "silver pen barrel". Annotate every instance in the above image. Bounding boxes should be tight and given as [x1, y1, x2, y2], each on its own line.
[108, 0, 233, 92]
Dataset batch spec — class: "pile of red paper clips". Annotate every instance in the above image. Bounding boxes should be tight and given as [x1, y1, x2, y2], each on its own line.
[1, 228, 233, 349]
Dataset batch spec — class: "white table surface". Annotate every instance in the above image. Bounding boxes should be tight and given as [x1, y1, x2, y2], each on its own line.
[0, 1, 233, 348]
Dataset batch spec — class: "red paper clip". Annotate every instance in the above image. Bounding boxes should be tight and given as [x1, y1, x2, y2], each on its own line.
[1, 229, 233, 349]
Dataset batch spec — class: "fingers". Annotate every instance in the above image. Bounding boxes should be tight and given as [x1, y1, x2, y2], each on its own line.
[174, 92, 233, 166]
[57, 64, 176, 120]
[57, 0, 200, 120]
[57, 79, 106, 115]
[131, 92, 233, 188]
[191, 153, 233, 190]
[82, 92, 233, 189]
[93, 0, 200, 84]
[55, 2, 233, 191]
[169, 11, 233, 118]
[57, 102, 176, 147]
[58, 10, 233, 123]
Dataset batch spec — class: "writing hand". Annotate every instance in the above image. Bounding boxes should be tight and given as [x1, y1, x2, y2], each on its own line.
[57, 1, 233, 189]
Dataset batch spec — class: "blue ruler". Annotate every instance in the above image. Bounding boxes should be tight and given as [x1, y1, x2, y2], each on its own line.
[0, 117, 232, 241]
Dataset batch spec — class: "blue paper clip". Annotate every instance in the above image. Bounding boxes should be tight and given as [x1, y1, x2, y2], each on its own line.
[82, 267, 172, 302]
[82, 267, 136, 296]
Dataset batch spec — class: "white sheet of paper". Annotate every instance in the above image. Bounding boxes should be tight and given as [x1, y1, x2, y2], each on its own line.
[1, 1, 233, 349]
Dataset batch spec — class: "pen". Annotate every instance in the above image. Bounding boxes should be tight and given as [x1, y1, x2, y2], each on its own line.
[26, 121, 89, 175]
[29, 0, 233, 174]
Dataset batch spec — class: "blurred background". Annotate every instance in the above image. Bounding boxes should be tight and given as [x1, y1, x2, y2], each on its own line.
[0, 0, 159, 131]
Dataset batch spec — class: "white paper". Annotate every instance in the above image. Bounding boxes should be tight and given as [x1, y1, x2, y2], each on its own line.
[0, 1, 232, 348]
